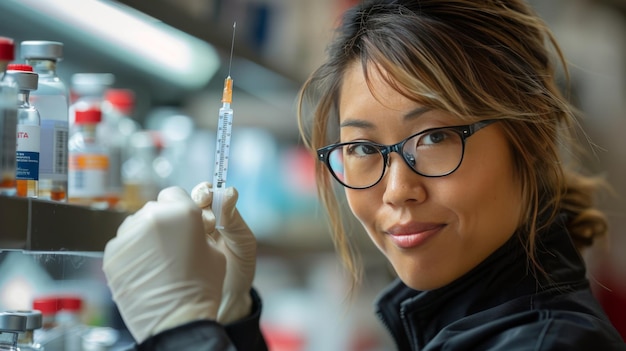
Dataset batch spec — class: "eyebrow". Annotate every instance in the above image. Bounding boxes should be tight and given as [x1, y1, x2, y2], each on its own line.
[339, 106, 432, 129]
[404, 106, 432, 120]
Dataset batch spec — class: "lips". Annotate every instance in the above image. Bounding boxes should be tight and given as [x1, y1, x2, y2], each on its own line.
[385, 222, 445, 249]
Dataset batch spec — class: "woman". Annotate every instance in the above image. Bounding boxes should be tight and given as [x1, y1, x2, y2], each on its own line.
[297, 0, 625, 348]
[103, 0, 625, 350]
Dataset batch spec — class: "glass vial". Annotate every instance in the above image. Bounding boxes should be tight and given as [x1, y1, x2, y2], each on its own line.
[5, 64, 40, 198]
[33, 296, 63, 350]
[68, 104, 109, 208]
[101, 88, 140, 210]
[6, 310, 44, 351]
[0, 312, 26, 351]
[122, 131, 158, 212]
[0, 37, 17, 196]
[21, 40, 69, 202]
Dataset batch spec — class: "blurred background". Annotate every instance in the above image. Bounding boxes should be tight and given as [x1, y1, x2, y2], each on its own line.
[0, 0, 624, 350]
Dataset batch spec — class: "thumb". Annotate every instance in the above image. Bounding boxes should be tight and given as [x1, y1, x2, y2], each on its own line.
[191, 182, 212, 209]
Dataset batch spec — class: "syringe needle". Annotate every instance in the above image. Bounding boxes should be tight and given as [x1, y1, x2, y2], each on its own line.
[228, 22, 236, 77]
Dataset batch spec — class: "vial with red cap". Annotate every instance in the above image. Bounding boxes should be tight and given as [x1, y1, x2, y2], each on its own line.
[100, 88, 140, 210]
[0, 36, 18, 195]
[4, 64, 40, 198]
[32, 296, 65, 350]
[68, 103, 110, 208]
[21, 40, 70, 202]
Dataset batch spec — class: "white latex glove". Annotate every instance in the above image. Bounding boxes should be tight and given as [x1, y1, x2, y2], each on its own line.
[103, 186, 226, 344]
[191, 182, 257, 324]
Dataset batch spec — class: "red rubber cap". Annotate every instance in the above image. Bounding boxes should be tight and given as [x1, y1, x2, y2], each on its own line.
[32, 297, 61, 315]
[7, 63, 33, 72]
[105, 88, 135, 114]
[74, 107, 102, 124]
[0, 37, 15, 61]
[59, 296, 83, 312]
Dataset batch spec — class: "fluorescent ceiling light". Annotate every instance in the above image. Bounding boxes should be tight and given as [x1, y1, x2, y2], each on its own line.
[4, 0, 219, 90]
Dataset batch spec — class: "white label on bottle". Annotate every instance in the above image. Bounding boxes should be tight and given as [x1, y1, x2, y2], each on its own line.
[68, 153, 108, 197]
[16, 124, 41, 181]
[40, 119, 69, 180]
[34, 95, 69, 181]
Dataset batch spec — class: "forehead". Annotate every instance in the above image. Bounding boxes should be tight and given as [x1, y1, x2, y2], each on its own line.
[339, 62, 416, 120]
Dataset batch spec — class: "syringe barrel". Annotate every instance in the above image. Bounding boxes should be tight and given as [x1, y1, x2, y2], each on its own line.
[212, 104, 233, 230]
[213, 106, 233, 187]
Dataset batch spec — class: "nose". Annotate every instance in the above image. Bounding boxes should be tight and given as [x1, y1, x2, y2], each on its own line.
[380, 152, 427, 206]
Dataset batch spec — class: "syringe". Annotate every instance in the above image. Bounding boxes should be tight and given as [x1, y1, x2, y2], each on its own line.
[212, 22, 236, 229]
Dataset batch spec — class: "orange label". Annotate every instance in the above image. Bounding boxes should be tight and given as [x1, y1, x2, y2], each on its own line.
[69, 154, 109, 171]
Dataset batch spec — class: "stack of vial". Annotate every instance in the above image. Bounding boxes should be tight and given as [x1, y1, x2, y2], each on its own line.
[2, 36, 154, 209]
[0, 38, 70, 201]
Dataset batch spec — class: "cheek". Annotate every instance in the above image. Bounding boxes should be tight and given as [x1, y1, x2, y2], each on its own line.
[345, 189, 384, 242]
[450, 151, 523, 244]
[346, 189, 372, 224]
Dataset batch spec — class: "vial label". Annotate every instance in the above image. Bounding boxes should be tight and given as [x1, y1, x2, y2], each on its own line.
[68, 154, 109, 197]
[40, 119, 69, 180]
[16, 124, 41, 181]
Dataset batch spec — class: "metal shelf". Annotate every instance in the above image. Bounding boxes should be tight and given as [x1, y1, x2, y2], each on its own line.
[0, 195, 128, 252]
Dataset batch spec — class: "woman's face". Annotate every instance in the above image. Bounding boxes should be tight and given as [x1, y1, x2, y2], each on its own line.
[338, 63, 523, 290]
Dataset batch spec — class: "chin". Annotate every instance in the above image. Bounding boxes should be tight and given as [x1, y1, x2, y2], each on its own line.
[397, 270, 451, 292]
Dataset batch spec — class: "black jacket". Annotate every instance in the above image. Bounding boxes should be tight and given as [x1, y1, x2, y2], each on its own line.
[375, 215, 626, 350]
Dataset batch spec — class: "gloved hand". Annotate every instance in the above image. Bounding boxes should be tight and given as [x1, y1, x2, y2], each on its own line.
[191, 182, 257, 324]
[103, 186, 226, 344]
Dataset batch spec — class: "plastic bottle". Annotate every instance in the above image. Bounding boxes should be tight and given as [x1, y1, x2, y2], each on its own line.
[21, 40, 69, 202]
[5, 64, 40, 198]
[0, 36, 18, 196]
[100, 88, 140, 209]
[7, 310, 44, 350]
[0, 312, 26, 351]
[68, 104, 109, 208]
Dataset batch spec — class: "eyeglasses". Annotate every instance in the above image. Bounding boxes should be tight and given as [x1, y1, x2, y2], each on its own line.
[317, 119, 499, 189]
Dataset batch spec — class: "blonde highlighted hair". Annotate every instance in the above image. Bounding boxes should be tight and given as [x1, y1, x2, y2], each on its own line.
[297, 0, 608, 290]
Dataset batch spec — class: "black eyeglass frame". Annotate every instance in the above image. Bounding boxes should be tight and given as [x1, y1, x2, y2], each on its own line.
[317, 119, 500, 189]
